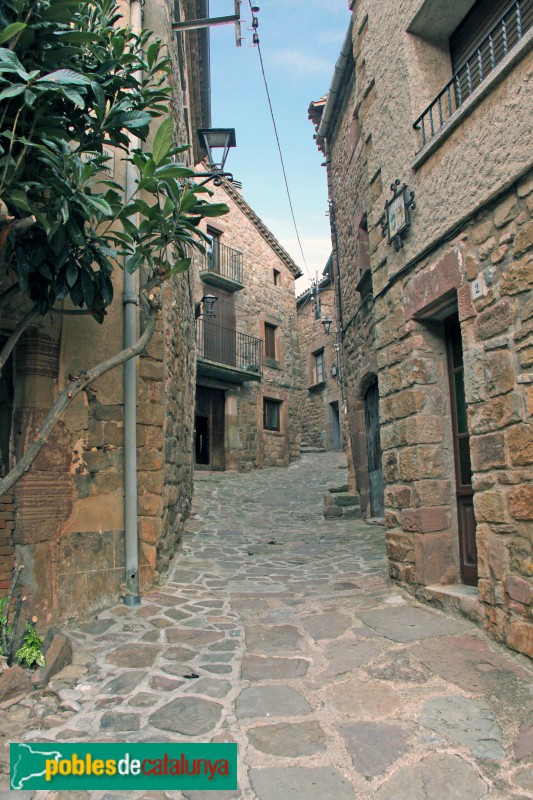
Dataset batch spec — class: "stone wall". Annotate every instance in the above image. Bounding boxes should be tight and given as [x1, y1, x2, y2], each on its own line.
[313, 0, 533, 655]
[0, 0, 200, 620]
[296, 283, 344, 450]
[0, 491, 14, 596]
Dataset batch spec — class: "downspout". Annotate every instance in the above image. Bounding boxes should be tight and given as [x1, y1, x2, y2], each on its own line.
[315, 20, 353, 148]
[123, 0, 142, 606]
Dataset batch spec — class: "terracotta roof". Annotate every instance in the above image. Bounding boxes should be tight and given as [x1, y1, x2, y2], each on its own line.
[308, 95, 327, 127]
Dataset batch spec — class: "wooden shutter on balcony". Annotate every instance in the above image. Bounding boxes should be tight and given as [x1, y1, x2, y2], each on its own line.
[450, 0, 528, 72]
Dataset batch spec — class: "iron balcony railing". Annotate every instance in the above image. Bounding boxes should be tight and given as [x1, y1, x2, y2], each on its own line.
[197, 318, 263, 374]
[203, 241, 244, 284]
[413, 0, 532, 148]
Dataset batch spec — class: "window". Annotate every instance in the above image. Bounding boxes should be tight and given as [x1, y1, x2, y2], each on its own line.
[314, 350, 324, 384]
[315, 299, 322, 320]
[206, 227, 221, 272]
[357, 215, 370, 274]
[263, 398, 281, 431]
[264, 323, 277, 360]
[273, 269, 280, 286]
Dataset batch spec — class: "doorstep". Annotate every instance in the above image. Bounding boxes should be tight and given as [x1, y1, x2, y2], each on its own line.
[418, 583, 484, 625]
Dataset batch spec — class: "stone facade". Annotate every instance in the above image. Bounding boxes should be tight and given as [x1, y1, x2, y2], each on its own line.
[0, 0, 208, 621]
[296, 262, 345, 452]
[193, 179, 302, 471]
[311, 0, 533, 656]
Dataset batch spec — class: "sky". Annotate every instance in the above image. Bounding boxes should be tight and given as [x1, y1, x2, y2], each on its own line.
[209, 0, 351, 294]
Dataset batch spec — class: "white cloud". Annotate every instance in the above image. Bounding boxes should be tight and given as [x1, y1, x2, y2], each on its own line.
[267, 48, 335, 78]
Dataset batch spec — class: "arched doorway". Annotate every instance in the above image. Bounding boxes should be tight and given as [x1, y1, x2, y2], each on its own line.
[364, 378, 384, 517]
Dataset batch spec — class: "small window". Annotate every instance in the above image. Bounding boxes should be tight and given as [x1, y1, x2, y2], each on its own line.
[263, 398, 281, 431]
[264, 323, 277, 360]
[315, 299, 322, 320]
[314, 350, 324, 384]
[273, 269, 280, 286]
[206, 227, 221, 272]
[358, 216, 370, 274]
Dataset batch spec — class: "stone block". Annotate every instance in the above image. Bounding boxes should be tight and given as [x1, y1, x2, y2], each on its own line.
[501, 254, 533, 291]
[413, 480, 452, 506]
[474, 490, 507, 523]
[323, 504, 343, 518]
[386, 531, 414, 562]
[0, 664, 33, 705]
[33, 634, 73, 688]
[508, 485, 533, 520]
[468, 394, 522, 434]
[385, 485, 414, 509]
[333, 493, 360, 507]
[506, 620, 533, 658]
[382, 389, 425, 421]
[506, 576, 532, 605]
[475, 299, 513, 339]
[470, 433, 506, 472]
[458, 283, 475, 321]
[471, 220, 493, 245]
[494, 194, 519, 228]
[484, 351, 515, 397]
[137, 402, 164, 426]
[139, 358, 165, 380]
[401, 506, 450, 533]
[486, 532, 510, 581]
[508, 424, 533, 466]
[398, 446, 443, 480]
[138, 492, 162, 517]
[414, 532, 456, 585]
[518, 175, 533, 198]
[403, 416, 443, 444]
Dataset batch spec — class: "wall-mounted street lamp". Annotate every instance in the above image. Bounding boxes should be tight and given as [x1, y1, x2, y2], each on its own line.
[321, 317, 333, 336]
[195, 294, 218, 319]
[196, 128, 236, 186]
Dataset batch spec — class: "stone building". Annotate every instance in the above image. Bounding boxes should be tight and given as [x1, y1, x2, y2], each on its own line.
[193, 177, 303, 471]
[296, 257, 345, 452]
[0, 0, 215, 622]
[310, 0, 533, 657]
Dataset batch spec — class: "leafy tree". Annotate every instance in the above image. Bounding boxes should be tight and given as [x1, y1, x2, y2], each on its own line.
[0, 0, 228, 495]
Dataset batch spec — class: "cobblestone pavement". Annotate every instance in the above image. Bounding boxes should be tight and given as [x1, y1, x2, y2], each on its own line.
[2, 453, 533, 800]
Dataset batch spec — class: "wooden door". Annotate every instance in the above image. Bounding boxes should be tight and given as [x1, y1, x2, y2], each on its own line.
[331, 401, 341, 451]
[195, 387, 225, 470]
[364, 379, 385, 517]
[445, 316, 478, 586]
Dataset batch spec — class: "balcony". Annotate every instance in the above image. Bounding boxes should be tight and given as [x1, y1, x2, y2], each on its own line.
[196, 319, 263, 383]
[199, 242, 244, 291]
[413, 0, 532, 152]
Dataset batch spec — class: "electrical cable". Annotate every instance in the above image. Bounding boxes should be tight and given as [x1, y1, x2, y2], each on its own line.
[247, 2, 313, 283]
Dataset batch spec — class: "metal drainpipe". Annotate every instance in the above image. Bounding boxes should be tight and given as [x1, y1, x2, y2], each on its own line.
[123, 0, 143, 606]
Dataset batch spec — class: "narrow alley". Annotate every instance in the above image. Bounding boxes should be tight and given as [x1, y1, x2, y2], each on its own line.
[3, 453, 533, 800]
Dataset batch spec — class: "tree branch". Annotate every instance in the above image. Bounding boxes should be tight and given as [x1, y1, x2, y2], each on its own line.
[0, 282, 20, 309]
[0, 305, 39, 374]
[0, 288, 161, 497]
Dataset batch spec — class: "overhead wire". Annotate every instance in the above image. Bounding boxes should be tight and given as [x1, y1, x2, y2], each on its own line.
[246, 1, 313, 283]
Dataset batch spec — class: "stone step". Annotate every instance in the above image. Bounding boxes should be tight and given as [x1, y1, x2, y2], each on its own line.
[301, 446, 326, 453]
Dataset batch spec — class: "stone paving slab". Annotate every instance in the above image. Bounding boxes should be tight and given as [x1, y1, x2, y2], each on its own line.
[2, 453, 532, 800]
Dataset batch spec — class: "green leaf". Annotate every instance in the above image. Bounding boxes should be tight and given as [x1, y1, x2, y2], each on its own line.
[196, 203, 230, 217]
[152, 118, 174, 165]
[36, 69, 93, 86]
[0, 22, 27, 46]
[154, 164, 195, 179]
[84, 195, 112, 216]
[165, 257, 191, 276]
[117, 111, 153, 128]
[8, 189, 31, 212]
[0, 84, 25, 101]
[61, 87, 85, 108]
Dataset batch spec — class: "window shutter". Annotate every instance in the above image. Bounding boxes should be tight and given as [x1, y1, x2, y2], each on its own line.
[450, 0, 531, 72]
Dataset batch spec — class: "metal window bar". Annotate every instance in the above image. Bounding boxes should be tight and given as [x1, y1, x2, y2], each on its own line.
[196, 318, 263, 373]
[205, 241, 244, 284]
[413, 0, 531, 148]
